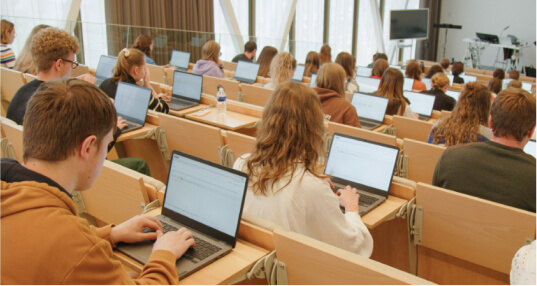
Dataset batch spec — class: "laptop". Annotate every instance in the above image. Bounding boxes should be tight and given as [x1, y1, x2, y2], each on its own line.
[445, 90, 460, 101]
[310, 73, 317, 87]
[403, 78, 414, 91]
[292, 64, 306, 82]
[446, 74, 454, 85]
[95, 55, 117, 86]
[502, 79, 533, 93]
[476, 32, 500, 44]
[403, 91, 436, 120]
[170, 50, 191, 71]
[114, 82, 151, 132]
[390, 65, 404, 71]
[356, 66, 372, 77]
[169, 70, 203, 111]
[324, 133, 400, 216]
[117, 150, 249, 280]
[350, 92, 389, 130]
[233, 60, 260, 84]
[355, 76, 381, 93]
[461, 74, 477, 83]
[421, 77, 432, 90]
[523, 139, 536, 157]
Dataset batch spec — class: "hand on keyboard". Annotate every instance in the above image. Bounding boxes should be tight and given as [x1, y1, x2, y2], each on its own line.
[336, 185, 360, 213]
[153, 227, 196, 259]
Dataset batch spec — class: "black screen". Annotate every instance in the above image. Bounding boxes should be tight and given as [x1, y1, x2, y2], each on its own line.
[390, 9, 429, 40]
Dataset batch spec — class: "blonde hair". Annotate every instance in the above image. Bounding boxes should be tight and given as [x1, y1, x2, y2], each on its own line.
[30, 27, 79, 73]
[335, 52, 356, 79]
[431, 72, 450, 90]
[13, 24, 50, 74]
[113, 48, 145, 83]
[371, 59, 389, 77]
[1, 19, 14, 44]
[201, 40, 220, 63]
[269, 52, 296, 86]
[316, 63, 346, 98]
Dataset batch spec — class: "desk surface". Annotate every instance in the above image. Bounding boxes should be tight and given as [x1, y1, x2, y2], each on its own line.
[169, 104, 209, 118]
[362, 195, 407, 229]
[117, 123, 158, 142]
[185, 108, 258, 130]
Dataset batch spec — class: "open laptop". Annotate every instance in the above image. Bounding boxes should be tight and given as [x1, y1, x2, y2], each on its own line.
[350, 92, 389, 130]
[292, 64, 306, 82]
[117, 150, 249, 280]
[503, 79, 533, 93]
[310, 73, 317, 87]
[421, 77, 432, 90]
[95, 55, 117, 86]
[403, 91, 436, 120]
[169, 70, 203, 111]
[523, 139, 536, 157]
[403, 78, 415, 91]
[356, 66, 372, 77]
[233, 60, 260, 84]
[324, 133, 400, 216]
[114, 82, 151, 132]
[461, 74, 477, 83]
[170, 50, 191, 71]
[445, 90, 460, 101]
[476, 32, 500, 44]
[355, 76, 381, 93]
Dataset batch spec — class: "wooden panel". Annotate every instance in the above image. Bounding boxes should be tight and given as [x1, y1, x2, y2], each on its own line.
[1, 117, 23, 162]
[328, 121, 398, 147]
[203, 75, 241, 100]
[146, 64, 167, 84]
[226, 131, 256, 161]
[121, 138, 169, 184]
[439, 110, 451, 119]
[370, 218, 410, 273]
[71, 64, 90, 78]
[23, 73, 37, 83]
[238, 221, 275, 251]
[240, 84, 272, 107]
[403, 138, 445, 184]
[223, 61, 237, 71]
[185, 109, 258, 131]
[392, 115, 434, 142]
[1, 67, 26, 103]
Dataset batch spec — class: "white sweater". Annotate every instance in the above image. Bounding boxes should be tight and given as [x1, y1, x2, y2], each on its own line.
[234, 155, 374, 257]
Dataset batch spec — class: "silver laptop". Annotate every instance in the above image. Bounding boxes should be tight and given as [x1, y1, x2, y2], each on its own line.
[403, 91, 436, 120]
[503, 79, 533, 93]
[325, 133, 400, 216]
[310, 73, 317, 88]
[170, 50, 190, 71]
[350, 92, 389, 130]
[356, 66, 372, 77]
[421, 77, 432, 90]
[95, 55, 117, 86]
[355, 76, 381, 93]
[292, 64, 306, 82]
[403, 78, 414, 91]
[233, 60, 260, 84]
[169, 70, 203, 111]
[117, 150, 249, 280]
[524, 139, 536, 157]
[461, 74, 476, 83]
[445, 90, 460, 101]
[114, 82, 151, 133]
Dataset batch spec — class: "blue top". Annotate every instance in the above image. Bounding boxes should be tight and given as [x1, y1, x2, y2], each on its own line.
[145, 55, 156, 65]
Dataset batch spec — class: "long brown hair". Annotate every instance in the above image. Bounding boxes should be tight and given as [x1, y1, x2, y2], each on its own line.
[316, 63, 346, 98]
[371, 59, 389, 77]
[132, 34, 153, 58]
[335, 52, 356, 79]
[432, 82, 491, 146]
[405, 60, 422, 81]
[377, 68, 406, 116]
[319, 44, 331, 65]
[256, 46, 278, 77]
[246, 82, 326, 195]
[425, 65, 444, 79]
[304, 51, 320, 77]
[113, 48, 144, 82]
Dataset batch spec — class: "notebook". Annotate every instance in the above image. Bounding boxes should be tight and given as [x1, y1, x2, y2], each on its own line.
[325, 133, 400, 216]
[356, 66, 372, 77]
[421, 77, 432, 90]
[355, 76, 381, 93]
[114, 82, 151, 133]
[170, 50, 191, 71]
[404, 78, 415, 91]
[169, 70, 203, 111]
[117, 150, 249, 280]
[95, 55, 117, 86]
[523, 139, 536, 158]
[350, 92, 389, 130]
[310, 73, 317, 87]
[403, 91, 436, 120]
[445, 90, 460, 101]
[233, 60, 260, 83]
[292, 64, 306, 82]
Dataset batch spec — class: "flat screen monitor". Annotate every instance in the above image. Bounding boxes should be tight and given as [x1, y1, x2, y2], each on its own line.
[390, 9, 429, 40]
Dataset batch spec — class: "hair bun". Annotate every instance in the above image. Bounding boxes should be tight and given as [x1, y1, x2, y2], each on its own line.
[122, 48, 130, 58]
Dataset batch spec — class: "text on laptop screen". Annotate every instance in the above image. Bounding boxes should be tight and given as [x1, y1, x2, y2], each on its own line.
[421, 78, 432, 90]
[351, 93, 388, 122]
[403, 78, 414, 91]
[170, 50, 190, 70]
[114, 82, 150, 125]
[524, 140, 536, 157]
[356, 66, 372, 77]
[355, 76, 381, 93]
[96, 56, 117, 79]
[172, 71, 203, 100]
[445, 90, 460, 101]
[165, 154, 247, 237]
[310, 73, 317, 87]
[234, 61, 260, 83]
[325, 135, 398, 192]
[292, 64, 306, 82]
[404, 91, 435, 116]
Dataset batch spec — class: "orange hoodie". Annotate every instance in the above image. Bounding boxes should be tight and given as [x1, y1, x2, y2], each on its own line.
[1, 158, 179, 284]
[314, 87, 361, 128]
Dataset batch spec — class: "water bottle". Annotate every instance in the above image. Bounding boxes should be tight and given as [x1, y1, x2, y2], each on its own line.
[216, 85, 226, 115]
[419, 61, 425, 73]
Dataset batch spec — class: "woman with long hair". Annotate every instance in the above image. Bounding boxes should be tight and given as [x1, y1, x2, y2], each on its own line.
[193, 40, 224, 78]
[132, 34, 156, 65]
[264, 52, 296, 89]
[319, 44, 332, 65]
[335, 52, 359, 93]
[12, 24, 50, 74]
[370, 58, 388, 79]
[233, 81, 373, 256]
[425, 73, 456, 111]
[304, 51, 320, 77]
[256, 46, 278, 78]
[424, 64, 444, 79]
[405, 60, 426, 91]
[374, 68, 416, 118]
[428, 82, 492, 146]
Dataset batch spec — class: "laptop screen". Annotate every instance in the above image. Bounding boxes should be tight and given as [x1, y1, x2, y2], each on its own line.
[170, 50, 190, 70]
[351, 92, 389, 123]
[461, 74, 476, 83]
[446, 74, 454, 85]
[234, 61, 260, 83]
[114, 82, 151, 125]
[325, 134, 399, 194]
[524, 140, 536, 157]
[404, 91, 436, 117]
[503, 79, 533, 93]
[356, 66, 372, 77]
[445, 90, 460, 101]
[404, 78, 414, 91]
[356, 76, 381, 93]
[310, 73, 317, 87]
[292, 64, 306, 82]
[95, 55, 117, 79]
[164, 152, 248, 237]
[172, 70, 203, 101]
[421, 78, 432, 90]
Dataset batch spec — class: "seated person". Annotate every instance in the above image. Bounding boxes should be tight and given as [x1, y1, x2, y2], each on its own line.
[263, 52, 296, 89]
[335, 52, 359, 93]
[256, 46, 278, 78]
[1, 19, 16, 68]
[193, 40, 224, 78]
[1, 78, 195, 284]
[13, 24, 50, 74]
[405, 60, 426, 91]
[304, 51, 320, 77]
[440, 57, 450, 73]
[423, 72, 456, 112]
[231, 40, 256, 63]
[314, 63, 360, 127]
[488, 77, 502, 98]
[509, 69, 520, 81]
[367, 52, 387, 68]
[233, 82, 373, 257]
[507, 80, 522, 89]
[433, 87, 536, 212]
[132, 34, 156, 65]
[493, 68, 505, 80]
[374, 68, 417, 119]
[319, 44, 332, 65]
[423, 64, 444, 79]
[370, 58, 388, 79]
[428, 82, 492, 146]
[451, 62, 465, 84]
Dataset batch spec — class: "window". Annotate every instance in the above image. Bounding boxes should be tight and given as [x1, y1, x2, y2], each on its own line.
[329, 0, 354, 59]
[293, 0, 324, 64]
[213, 0, 249, 62]
[356, 0, 381, 67]
[255, 0, 292, 55]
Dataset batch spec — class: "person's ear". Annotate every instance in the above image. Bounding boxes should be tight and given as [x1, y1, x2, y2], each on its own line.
[527, 124, 536, 139]
[53, 59, 63, 72]
[78, 135, 97, 160]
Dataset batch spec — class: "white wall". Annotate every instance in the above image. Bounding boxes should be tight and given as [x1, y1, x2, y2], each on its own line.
[437, 0, 536, 71]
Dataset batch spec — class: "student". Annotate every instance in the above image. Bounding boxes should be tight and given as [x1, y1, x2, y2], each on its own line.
[1, 78, 195, 284]
[509, 69, 520, 80]
[256, 46, 277, 78]
[319, 44, 332, 65]
[13, 24, 50, 74]
[405, 60, 426, 91]
[493, 68, 505, 80]
[433, 87, 536, 212]
[314, 63, 361, 127]
[335, 52, 359, 93]
[231, 40, 257, 63]
[367, 52, 388, 68]
[440, 57, 450, 73]
[370, 58, 388, 79]
[423, 72, 456, 112]
[193, 40, 224, 78]
[507, 80, 522, 89]
[428, 82, 492, 146]
[1, 19, 16, 68]
[424, 64, 444, 79]
[374, 68, 416, 118]
[304, 51, 320, 77]
[99, 48, 170, 113]
[488, 77, 502, 98]
[451, 62, 465, 84]
[233, 82, 373, 257]
[264, 52, 296, 89]
[132, 34, 156, 65]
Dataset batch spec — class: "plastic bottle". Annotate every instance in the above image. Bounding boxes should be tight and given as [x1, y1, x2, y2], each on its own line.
[216, 85, 226, 115]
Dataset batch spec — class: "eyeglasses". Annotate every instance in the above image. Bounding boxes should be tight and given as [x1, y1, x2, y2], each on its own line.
[61, 58, 79, 69]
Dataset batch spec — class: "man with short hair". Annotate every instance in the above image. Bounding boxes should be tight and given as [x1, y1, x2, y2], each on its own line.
[231, 40, 257, 63]
[509, 69, 520, 80]
[440, 57, 450, 73]
[433, 87, 536, 212]
[1, 78, 195, 284]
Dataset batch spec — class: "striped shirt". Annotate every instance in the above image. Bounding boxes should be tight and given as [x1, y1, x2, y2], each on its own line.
[1, 44, 15, 69]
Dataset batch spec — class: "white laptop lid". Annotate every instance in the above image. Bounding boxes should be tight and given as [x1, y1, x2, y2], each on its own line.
[356, 66, 372, 77]
[523, 140, 536, 157]
[114, 82, 151, 125]
[404, 78, 414, 91]
[446, 74, 454, 85]
[234, 61, 260, 83]
[351, 92, 389, 123]
[404, 91, 436, 117]
[390, 65, 404, 71]
[172, 70, 203, 102]
[355, 76, 381, 93]
[310, 73, 317, 87]
[461, 74, 476, 83]
[170, 50, 190, 70]
[445, 90, 460, 101]
[95, 55, 117, 79]
[421, 78, 432, 90]
[292, 64, 306, 82]
[503, 79, 533, 93]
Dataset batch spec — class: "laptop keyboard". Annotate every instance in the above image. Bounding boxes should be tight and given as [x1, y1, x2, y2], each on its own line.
[360, 121, 378, 130]
[334, 187, 380, 207]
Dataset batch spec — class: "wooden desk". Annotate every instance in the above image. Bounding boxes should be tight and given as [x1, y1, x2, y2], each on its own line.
[361, 195, 407, 229]
[185, 109, 258, 131]
[169, 104, 208, 118]
[116, 123, 158, 142]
